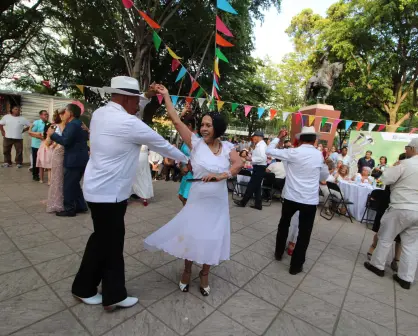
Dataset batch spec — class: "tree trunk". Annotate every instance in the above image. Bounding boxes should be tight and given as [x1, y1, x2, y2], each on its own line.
[386, 111, 411, 132]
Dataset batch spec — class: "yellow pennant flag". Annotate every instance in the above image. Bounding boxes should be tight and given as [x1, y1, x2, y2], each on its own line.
[214, 58, 220, 77]
[76, 85, 84, 94]
[166, 46, 182, 60]
[217, 100, 225, 111]
[309, 115, 316, 126]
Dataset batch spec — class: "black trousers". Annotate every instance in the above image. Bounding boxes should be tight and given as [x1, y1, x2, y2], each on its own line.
[275, 199, 317, 269]
[63, 167, 87, 212]
[72, 201, 128, 306]
[242, 165, 267, 208]
[32, 147, 39, 178]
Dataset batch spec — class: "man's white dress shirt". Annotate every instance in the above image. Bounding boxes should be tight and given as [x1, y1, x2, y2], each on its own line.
[267, 161, 286, 179]
[266, 138, 329, 205]
[83, 102, 188, 203]
[251, 140, 267, 166]
[337, 154, 351, 165]
[148, 151, 163, 164]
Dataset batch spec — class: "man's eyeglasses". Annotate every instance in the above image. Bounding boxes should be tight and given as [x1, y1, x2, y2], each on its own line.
[405, 146, 412, 150]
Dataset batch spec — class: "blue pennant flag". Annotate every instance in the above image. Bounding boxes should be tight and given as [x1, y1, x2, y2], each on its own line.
[175, 66, 187, 83]
[345, 120, 353, 131]
[217, 0, 238, 14]
[213, 79, 220, 91]
[257, 107, 265, 119]
[171, 95, 179, 106]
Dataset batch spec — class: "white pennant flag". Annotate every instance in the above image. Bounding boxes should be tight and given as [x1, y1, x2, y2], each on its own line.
[368, 123, 376, 132]
[87, 86, 99, 94]
[98, 88, 105, 98]
[198, 98, 206, 107]
[282, 111, 291, 122]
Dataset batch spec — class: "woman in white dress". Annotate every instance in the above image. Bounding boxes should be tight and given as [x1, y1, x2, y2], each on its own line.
[144, 85, 243, 296]
[132, 145, 154, 206]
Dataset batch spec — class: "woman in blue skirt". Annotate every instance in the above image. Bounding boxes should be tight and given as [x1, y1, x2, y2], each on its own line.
[178, 116, 196, 205]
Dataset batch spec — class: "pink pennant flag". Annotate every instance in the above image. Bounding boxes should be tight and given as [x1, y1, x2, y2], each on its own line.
[157, 94, 164, 104]
[333, 119, 341, 127]
[216, 16, 234, 37]
[171, 59, 180, 72]
[244, 105, 253, 117]
[122, 0, 134, 9]
[295, 111, 302, 125]
[409, 127, 418, 134]
[377, 124, 385, 132]
[213, 87, 221, 100]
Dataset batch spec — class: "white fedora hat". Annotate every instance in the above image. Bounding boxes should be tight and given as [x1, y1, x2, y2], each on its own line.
[296, 126, 320, 140]
[103, 76, 141, 96]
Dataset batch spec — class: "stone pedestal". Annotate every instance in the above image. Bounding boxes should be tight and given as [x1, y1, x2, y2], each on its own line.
[290, 104, 341, 148]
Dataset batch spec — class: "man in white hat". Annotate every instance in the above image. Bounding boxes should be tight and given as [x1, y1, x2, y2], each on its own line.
[364, 137, 418, 289]
[71, 76, 188, 310]
[266, 126, 329, 275]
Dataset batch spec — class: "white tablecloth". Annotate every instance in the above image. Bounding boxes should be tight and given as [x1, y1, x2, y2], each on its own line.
[338, 181, 377, 222]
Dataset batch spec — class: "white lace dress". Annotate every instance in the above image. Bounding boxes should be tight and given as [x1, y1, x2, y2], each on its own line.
[144, 134, 233, 265]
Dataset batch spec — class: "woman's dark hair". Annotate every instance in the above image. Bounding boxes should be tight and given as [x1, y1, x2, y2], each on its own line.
[198, 112, 227, 139]
[399, 153, 407, 161]
[239, 149, 248, 157]
[52, 109, 63, 124]
[66, 103, 81, 119]
[380, 156, 387, 164]
[43, 123, 52, 140]
[183, 116, 196, 130]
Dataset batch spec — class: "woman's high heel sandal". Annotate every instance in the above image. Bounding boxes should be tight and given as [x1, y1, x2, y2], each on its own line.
[199, 271, 210, 296]
[179, 270, 191, 292]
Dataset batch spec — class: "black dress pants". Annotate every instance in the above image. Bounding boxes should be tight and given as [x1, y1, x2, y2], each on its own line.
[72, 200, 128, 306]
[241, 165, 267, 208]
[275, 199, 317, 269]
[32, 147, 39, 178]
[63, 167, 87, 212]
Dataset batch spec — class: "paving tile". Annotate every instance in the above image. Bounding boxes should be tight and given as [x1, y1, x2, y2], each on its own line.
[154, 258, 200, 283]
[247, 240, 275, 259]
[283, 290, 339, 334]
[50, 224, 92, 241]
[349, 275, 395, 306]
[124, 255, 151, 281]
[212, 260, 258, 287]
[317, 252, 356, 273]
[231, 220, 246, 232]
[265, 311, 329, 336]
[22, 241, 73, 265]
[0, 214, 35, 228]
[231, 249, 271, 271]
[50, 276, 80, 307]
[230, 243, 244, 256]
[335, 310, 395, 336]
[126, 271, 177, 307]
[71, 300, 143, 336]
[3, 222, 47, 238]
[188, 310, 256, 336]
[11, 230, 59, 250]
[396, 289, 418, 317]
[0, 233, 18, 255]
[231, 233, 258, 248]
[397, 308, 418, 336]
[249, 219, 279, 234]
[0, 204, 28, 219]
[126, 221, 159, 235]
[0, 251, 31, 275]
[0, 286, 65, 335]
[0, 267, 45, 302]
[343, 290, 396, 331]
[309, 262, 352, 288]
[299, 274, 346, 307]
[219, 290, 279, 335]
[35, 253, 81, 283]
[132, 250, 176, 268]
[124, 235, 146, 255]
[236, 227, 268, 240]
[12, 310, 89, 336]
[325, 244, 358, 261]
[63, 234, 90, 253]
[148, 290, 214, 335]
[353, 264, 395, 286]
[261, 260, 306, 288]
[309, 238, 328, 252]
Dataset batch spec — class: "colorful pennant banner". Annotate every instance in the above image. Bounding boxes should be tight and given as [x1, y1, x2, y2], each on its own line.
[217, 100, 225, 111]
[244, 105, 253, 117]
[321, 117, 328, 127]
[356, 121, 365, 131]
[231, 103, 239, 112]
[171, 95, 179, 106]
[216, 48, 229, 63]
[217, 0, 238, 14]
[216, 16, 234, 37]
[309, 115, 316, 126]
[257, 107, 265, 119]
[282, 112, 291, 122]
[270, 109, 277, 120]
[368, 123, 376, 132]
[122, 0, 134, 9]
[153, 32, 161, 51]
[175, 66, 187, 82]
[345, 120, 353, 131]
[216, 33, 234, 47]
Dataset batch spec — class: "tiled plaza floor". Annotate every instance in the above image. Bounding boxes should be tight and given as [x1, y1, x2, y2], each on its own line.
[0, 167, 417, 336]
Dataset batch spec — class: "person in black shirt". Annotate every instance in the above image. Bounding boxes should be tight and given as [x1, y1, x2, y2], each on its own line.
[358, 150, 375, 173]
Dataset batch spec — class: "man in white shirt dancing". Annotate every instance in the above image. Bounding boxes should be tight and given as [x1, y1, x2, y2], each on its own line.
[266, 126, 329, 275]
[72, 76, 188, 310]
[235, 131, 267, 210]
[364, 138, 418, 290]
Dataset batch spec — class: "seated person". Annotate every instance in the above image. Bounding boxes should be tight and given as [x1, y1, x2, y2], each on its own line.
[149, 150, 163, 180]
[319, 161, 337, 204]
[353, 166, 374, 184]
[266, 160, 286, 191]
[334, 164, 350, 183]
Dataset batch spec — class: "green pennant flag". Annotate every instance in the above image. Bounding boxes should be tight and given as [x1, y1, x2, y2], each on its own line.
[216, 48, 229, 63]
[397, 126, 407, 132]
[231, 103, 239, 112]
[321, 117, 328, 127]
[153, 32, 162, 51]
[209, 99, 215, 111]
[195, 87, 204, 98]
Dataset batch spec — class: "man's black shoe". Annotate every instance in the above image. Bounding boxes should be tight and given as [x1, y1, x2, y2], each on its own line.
[76, 209, 88, 214]
[250, 205, 262, 211]
[56, 211, 76, 217]
[33, 176, 40, 182]
[393, 274, 411, 290]
[289, 266, 303, 275]
[274, 253, 282, 261]
[130, 194, 140, 200]
[234, 200, 245, 207]
[364, 261, 384, 277]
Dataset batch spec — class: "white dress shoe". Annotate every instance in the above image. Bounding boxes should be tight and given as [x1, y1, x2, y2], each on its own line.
[104, 297, 138, 311]
[73, 293, 102, 305]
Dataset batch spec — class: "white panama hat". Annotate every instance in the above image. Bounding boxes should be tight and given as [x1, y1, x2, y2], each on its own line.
[103, 76, 141, 96]
[296, 126, 320, 140]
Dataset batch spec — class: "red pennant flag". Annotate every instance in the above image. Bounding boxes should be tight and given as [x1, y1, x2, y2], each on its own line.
[189, 81, 200, 95]
[270, 109, 277, 120]
[171, 59, 180, 72]
[216, 16, 234, 37]
[157, 94, 164, 104]
[244, 105, 253, 117]
[138, 10, 161, 29]
[185, 97, 193, 104]
[213, 87, 220, 100]
[216, 33, 234, 47]
[377, 124, 385, 132]
[295, 111, 302, 125]
[409, 128, 418, 134]
[356, 121, 365, 131]
[41, 80, 51, 88]
[122, 0, 134, 9]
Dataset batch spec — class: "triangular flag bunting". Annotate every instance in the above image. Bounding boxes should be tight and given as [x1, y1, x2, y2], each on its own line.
[295, 112, 302, 125]
[397, 127, 407, 132]
[368, 123, 376, 132]
[356, 121, 365, 131]
[171, 59, 180, 72]
[216, 33, 234, 47]
[309, 115, 316, 126]
[198, 98, 206, 107]
[321, 117, 328, 127]
[345, 120, 353, 131]
[214, 73, 220, 83]
[231, 103, 239, 112]
[189, 81, 200, 95]
[282, 112, 291, 122]
[214, 58, 220, 77]
[216, 48, 229, 63]
[244, 105, 253, 117]
[41, 80, 51, 88]
[377, 124, 385, 132]
[175, 66, 187, 82]
[185, 97, 193, 104]
[270, 109, 277, 120]
[333, 119, 341, 127]
[76, 85, 84, 94]
[195, 87, 204, 98]
[167, 47, 182, 59]
[213, 80, 220, 91]
[216, 16, 234, 37]
[209, 98, 216, 111]
[257, 107, 265, 119]
[170, 95, 179, 106]
[213, 87, 220, 100]
[217, 101, 225, 111]
[409, 127, 418, 134]
[98, 88, 105, 98]
[217, 0, 238, 14]
[156, 94, 164, 105]
[138, 11, 161, 29]
[153, 32, 161, 51]
[122, 0, 134, 9]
